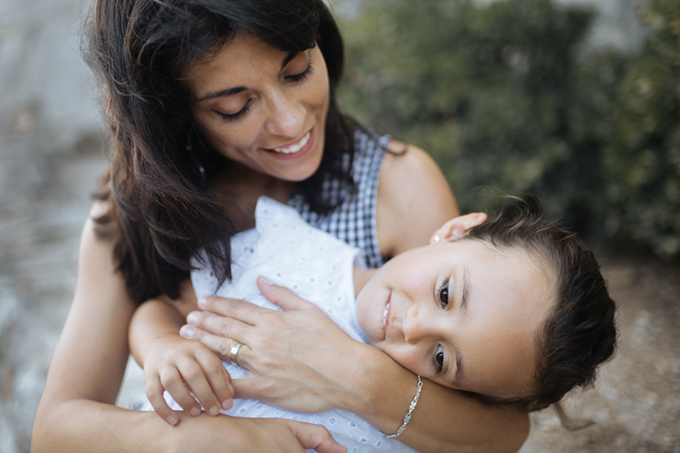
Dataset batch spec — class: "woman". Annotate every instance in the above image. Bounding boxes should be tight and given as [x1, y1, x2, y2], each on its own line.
[31, 1, 529, 452]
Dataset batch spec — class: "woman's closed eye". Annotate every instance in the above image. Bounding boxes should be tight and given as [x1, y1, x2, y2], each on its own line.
[215, 98, 252, 123]
[285, 60, 314, 82]
[213, 57, 313, 123]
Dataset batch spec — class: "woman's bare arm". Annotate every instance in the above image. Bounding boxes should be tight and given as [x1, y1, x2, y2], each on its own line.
[348, 343, 530, 453]
[377, 141, 460, 258]
[31, 217, 145, 452]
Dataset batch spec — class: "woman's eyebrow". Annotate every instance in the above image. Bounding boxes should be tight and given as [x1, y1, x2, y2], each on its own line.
[194, 51, 298, 103]
[280, 50, 298, 69]
[196, 86, 246, 103]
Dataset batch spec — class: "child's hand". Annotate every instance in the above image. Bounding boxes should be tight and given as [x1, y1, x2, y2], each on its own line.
[143, 334, 234, 425]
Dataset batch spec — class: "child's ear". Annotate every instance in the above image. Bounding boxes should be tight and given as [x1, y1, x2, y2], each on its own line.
[430, 213, 488, 244]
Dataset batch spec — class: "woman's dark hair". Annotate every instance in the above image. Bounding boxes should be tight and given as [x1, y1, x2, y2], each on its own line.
[460, 201, 617, 413]
[84, 0, 358, 303]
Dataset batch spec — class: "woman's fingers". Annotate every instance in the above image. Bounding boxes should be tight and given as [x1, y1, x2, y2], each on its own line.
[257, 276, 316, 311]
[186, 309, 252, 345]
[286, 420, 348, 453]
[181, 324, 248, 366]
[197, 296, 266, 325]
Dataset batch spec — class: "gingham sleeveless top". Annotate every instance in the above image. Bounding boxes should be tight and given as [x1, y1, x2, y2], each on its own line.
[288, 129, 391, 269]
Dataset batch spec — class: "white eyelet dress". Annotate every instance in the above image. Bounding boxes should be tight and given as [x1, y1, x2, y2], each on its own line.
[142, 196, 420, 453]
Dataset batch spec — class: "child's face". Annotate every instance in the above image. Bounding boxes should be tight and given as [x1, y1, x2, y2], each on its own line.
[355, 239, 555, 399]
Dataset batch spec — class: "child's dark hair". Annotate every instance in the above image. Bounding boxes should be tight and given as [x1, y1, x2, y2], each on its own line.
[461, 200, 617, 412]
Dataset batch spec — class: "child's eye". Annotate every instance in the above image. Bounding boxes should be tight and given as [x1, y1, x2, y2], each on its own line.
[439, 279, 450, 308]
[433, 345, 445, 373]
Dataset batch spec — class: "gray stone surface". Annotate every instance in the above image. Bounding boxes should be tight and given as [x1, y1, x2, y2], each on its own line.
[1, 1, 677, 453]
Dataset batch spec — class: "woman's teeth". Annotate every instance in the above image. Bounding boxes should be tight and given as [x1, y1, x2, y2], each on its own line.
[272, 131, 310, 154]
[382, 302, 390, 326]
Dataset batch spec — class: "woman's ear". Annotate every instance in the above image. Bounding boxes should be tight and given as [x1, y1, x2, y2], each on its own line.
[430, 212, 488, 244]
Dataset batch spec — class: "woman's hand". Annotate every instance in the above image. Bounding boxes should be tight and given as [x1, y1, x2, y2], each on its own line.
[180, 276, 372, 414]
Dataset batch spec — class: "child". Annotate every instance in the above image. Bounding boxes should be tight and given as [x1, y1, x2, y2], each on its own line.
[130, 196, 616, 451]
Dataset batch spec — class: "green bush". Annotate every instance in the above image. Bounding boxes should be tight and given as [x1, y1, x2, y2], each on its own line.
[578, 0, 680, 256]
[338, 0, 680, 258]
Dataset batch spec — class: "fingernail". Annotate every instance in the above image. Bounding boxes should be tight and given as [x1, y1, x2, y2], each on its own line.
[208, 405, 220, 416]
[228, 381, 235, 396]
[260, 275, 272, 285]
[167, 415, 178, 425]
[197, 297, 207, 308]
[187, 312, 198, 324]
[189, 407, 201, 416]
[179, 325, 194, 338]
[222, 398, 233, 410]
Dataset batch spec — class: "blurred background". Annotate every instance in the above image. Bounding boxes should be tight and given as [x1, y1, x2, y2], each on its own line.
[0, 0, 678, 452]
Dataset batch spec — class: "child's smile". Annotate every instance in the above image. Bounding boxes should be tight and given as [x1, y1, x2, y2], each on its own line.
[355, 239, 556, 399]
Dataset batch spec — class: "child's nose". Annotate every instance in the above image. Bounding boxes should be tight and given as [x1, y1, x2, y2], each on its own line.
[402, 305, 426, 344]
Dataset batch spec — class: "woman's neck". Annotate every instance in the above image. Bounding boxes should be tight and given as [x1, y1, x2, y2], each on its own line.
[353, 267, 378, 298]
[211, 163, 295, 230]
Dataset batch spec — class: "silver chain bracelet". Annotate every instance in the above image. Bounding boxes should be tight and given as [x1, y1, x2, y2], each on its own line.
[381, 375, 423, 439]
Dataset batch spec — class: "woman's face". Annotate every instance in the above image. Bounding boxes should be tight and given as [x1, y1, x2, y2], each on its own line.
[355, 240, 555, 399]
[185, 32, 330, 182]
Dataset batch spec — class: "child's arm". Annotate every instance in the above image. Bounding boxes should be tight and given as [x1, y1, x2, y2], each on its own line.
[129, 293, 234, 425]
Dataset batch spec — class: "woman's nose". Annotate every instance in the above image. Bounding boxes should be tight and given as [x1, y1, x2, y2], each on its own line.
[402, 305, 426, 344]
[265, 91, 305, 137]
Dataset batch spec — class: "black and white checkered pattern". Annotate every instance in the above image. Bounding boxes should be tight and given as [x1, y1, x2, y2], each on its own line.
[288, 130, 390, 269]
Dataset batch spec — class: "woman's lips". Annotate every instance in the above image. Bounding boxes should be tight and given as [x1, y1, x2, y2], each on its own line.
[268, 127, 314, 155]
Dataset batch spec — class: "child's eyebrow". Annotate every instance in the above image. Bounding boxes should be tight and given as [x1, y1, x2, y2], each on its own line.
[451, 265, 470, 386]
[452, 353, 464, 386]
[460, 264, 470, 318]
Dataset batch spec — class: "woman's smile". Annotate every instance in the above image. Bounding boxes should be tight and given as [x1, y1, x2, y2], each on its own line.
[186, 32, 330, 183]
[269, 128, 313, 155]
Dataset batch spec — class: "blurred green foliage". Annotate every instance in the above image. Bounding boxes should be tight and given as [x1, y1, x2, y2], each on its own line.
[338, 0, 680, 257]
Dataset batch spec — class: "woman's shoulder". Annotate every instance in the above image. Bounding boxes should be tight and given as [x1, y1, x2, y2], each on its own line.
[376, 140, 459, 257]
